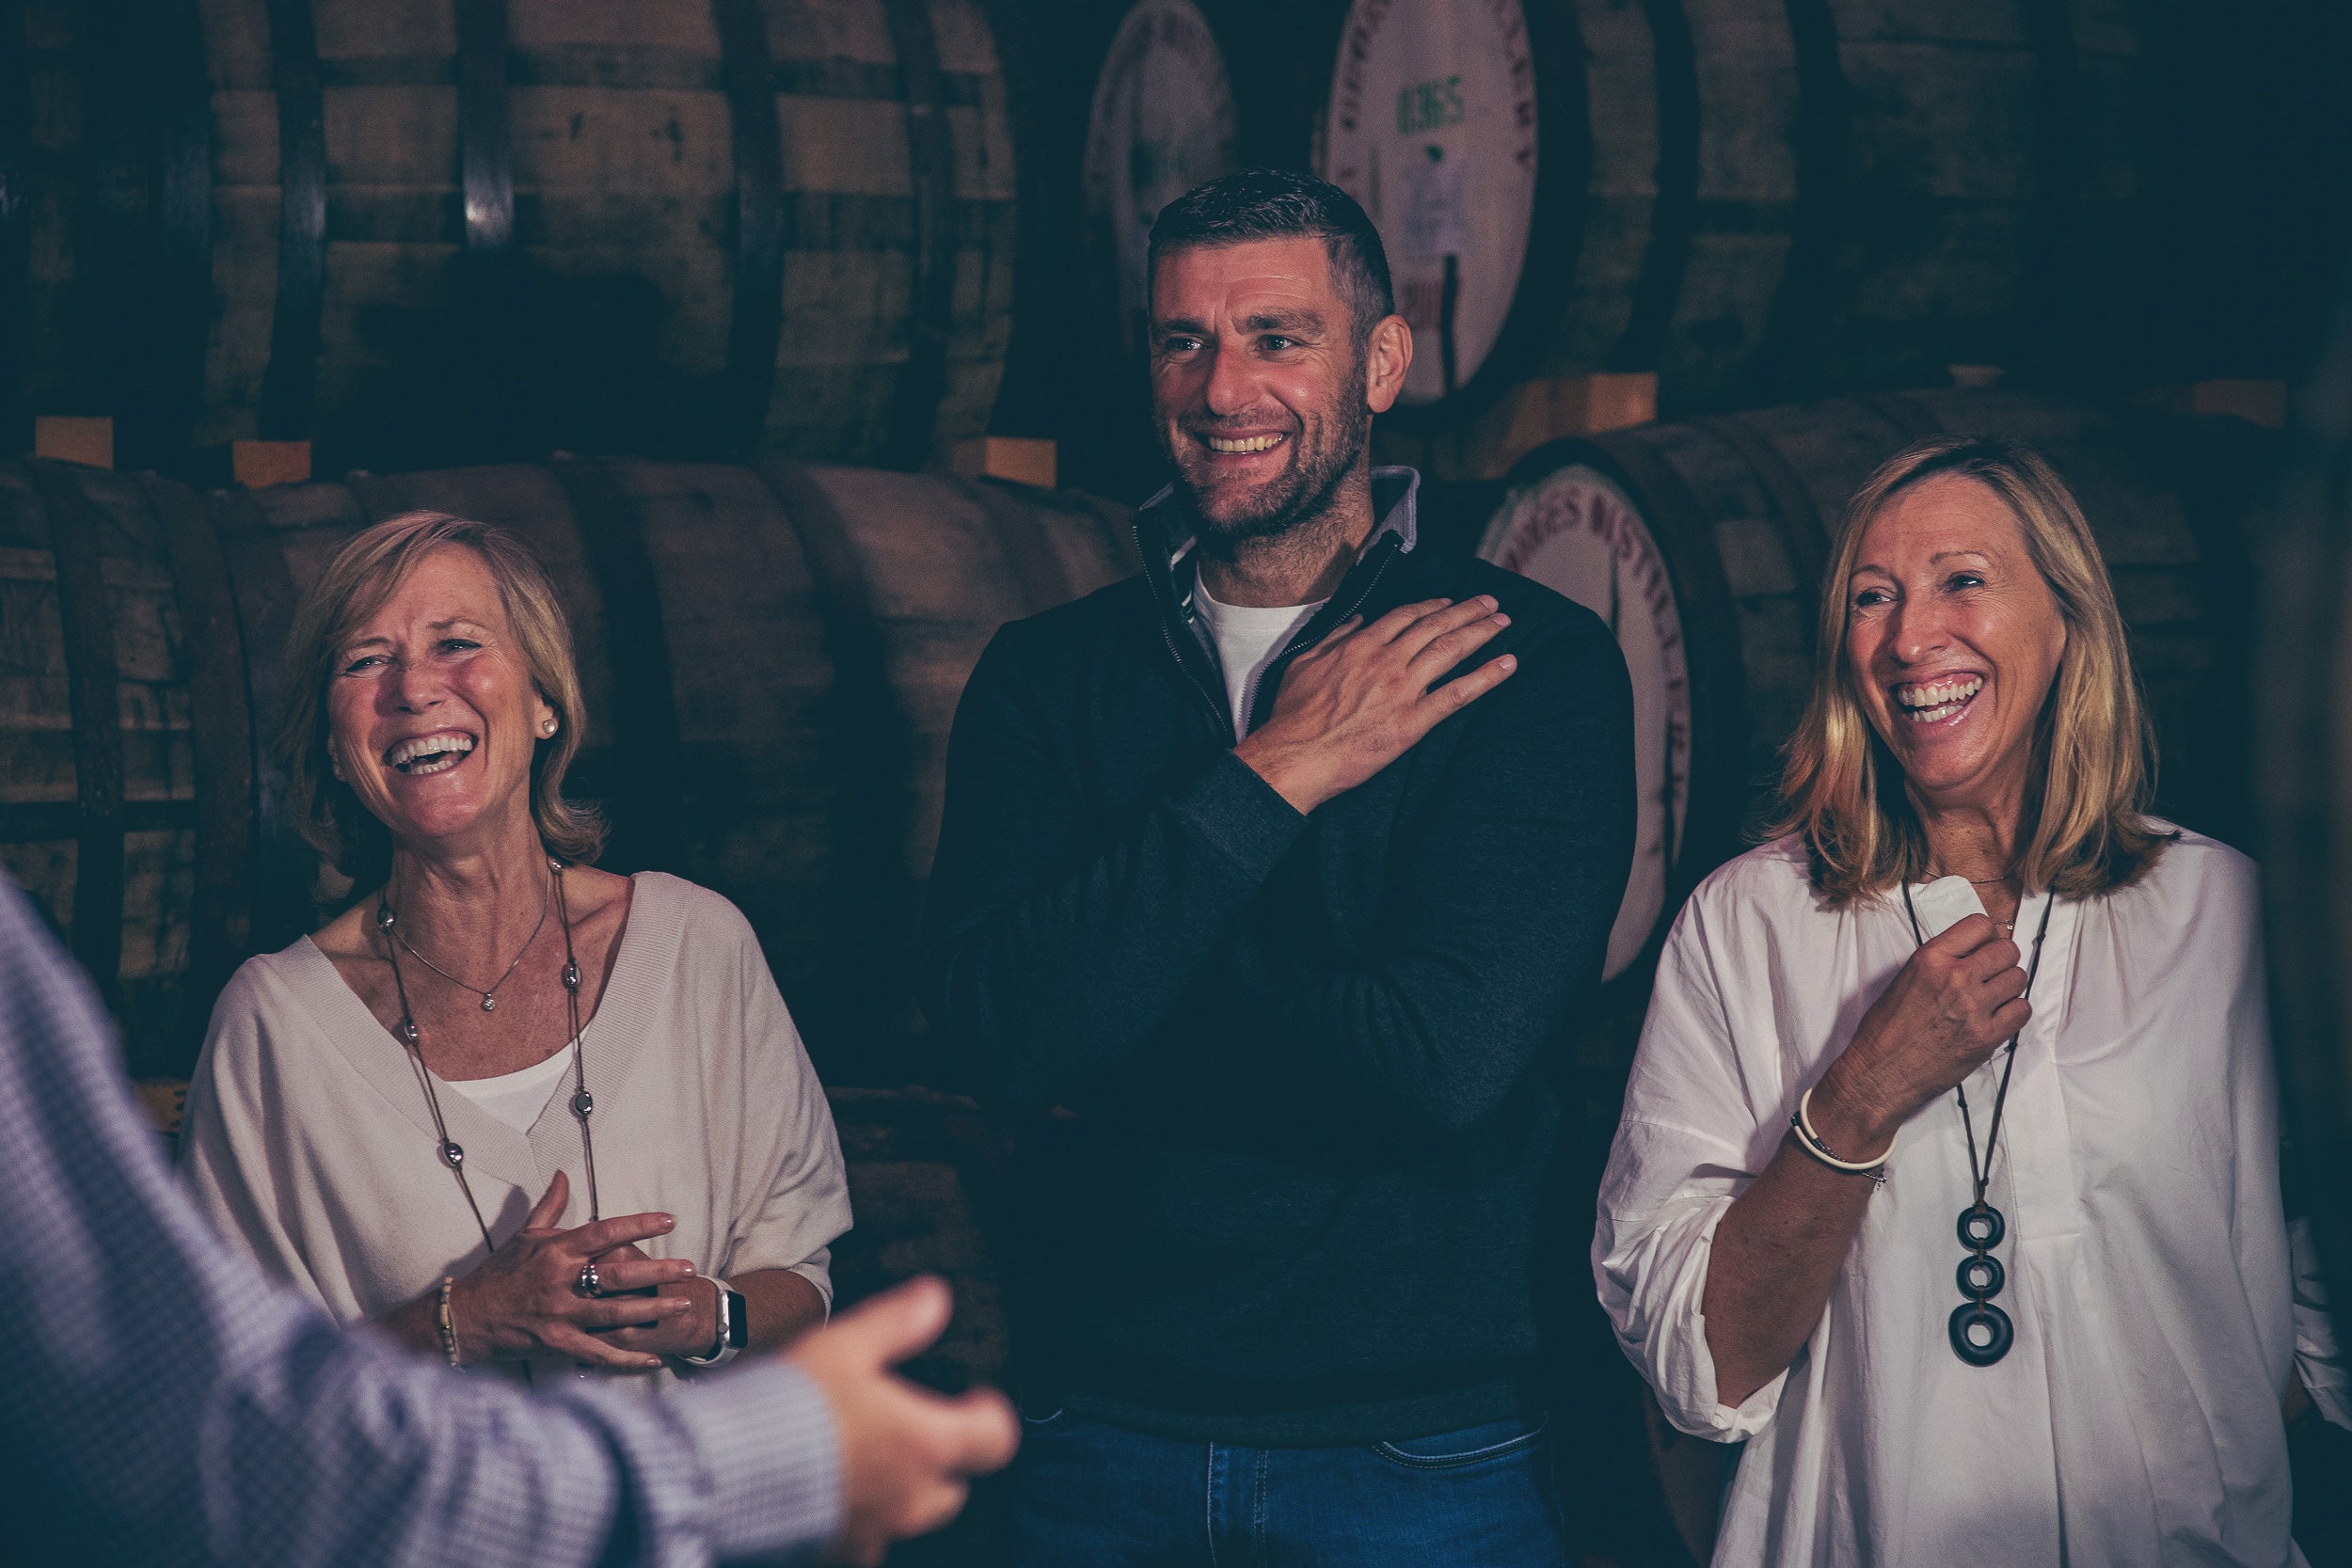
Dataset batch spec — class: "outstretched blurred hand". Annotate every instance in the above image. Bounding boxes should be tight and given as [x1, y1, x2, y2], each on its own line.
[785, 1276, 1020, 1565]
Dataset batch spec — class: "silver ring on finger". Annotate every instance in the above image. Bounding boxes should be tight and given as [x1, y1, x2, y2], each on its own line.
[575, 1260, 604, 1298]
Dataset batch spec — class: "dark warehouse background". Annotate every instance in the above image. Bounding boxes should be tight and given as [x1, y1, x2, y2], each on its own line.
[4, 1, 2350, 1560]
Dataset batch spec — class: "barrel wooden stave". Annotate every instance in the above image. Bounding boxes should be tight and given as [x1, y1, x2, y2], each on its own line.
[0, 464, 207, 1073]
[25, 0, 1021, 475]
[1661, 0, 1804, 405]
[1539, 0, 1658, 374]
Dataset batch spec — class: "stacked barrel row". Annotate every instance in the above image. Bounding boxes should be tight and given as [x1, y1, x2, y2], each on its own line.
[1051, 0, 2153, 450]
[6, 0, 2277, 490]
[5, 0, 1018, 477]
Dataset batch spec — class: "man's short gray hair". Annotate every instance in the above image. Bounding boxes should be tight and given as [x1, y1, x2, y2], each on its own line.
[1148, 169, 1396, 346]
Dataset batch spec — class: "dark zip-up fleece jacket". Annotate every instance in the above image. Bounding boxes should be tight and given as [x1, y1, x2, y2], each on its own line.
[919, 468, 1636, 1446]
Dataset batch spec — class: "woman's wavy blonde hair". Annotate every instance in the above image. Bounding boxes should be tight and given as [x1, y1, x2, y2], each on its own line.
[277, 512, 605, 888]
[1767, 434, 2169, 904]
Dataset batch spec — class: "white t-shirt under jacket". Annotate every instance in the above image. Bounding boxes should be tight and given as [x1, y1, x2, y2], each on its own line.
[181, 872, 852, 1385]
[1595, 830, 2349, 1568]
[1192, 575, 1325, 740]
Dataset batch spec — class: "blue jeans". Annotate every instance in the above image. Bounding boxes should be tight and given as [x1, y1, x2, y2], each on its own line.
[1008, 1409, 1570, 1566]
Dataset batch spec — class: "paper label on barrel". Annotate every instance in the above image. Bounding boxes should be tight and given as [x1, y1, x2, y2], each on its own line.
[1084, 1, 1239, 361]
[1321, 0, 1538, 404]
[1401, 147, 1472, 261]
[1481, 467, 1690, 982]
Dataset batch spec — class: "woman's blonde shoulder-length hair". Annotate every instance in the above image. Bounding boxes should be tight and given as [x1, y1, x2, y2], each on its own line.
[1766, 433, 2171, 905]
[277, 511, 606, 886]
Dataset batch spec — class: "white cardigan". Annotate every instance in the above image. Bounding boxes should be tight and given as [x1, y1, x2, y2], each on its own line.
[181, 873, 852, 1383]
[1595, 831, 2348, 1568]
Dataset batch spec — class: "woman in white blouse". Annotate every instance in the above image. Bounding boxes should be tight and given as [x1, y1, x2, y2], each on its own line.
[183, 513, 850, 1381]
[1594, 436, 2347, 1565]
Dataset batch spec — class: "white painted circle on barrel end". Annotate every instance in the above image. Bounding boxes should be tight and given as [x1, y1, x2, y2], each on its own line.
[1320, 0, 1539, 406]
[1482, 467, 1691, 981]
[1084, 0, 1238, 360]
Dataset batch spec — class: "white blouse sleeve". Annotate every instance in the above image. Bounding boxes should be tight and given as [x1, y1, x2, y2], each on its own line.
[177, 964, 331, 1307]
[719, 914, 852, 1307]
[2289, 1220, 2351, 1430]
[1593, 890, 1786, 1441]
[2218, 872, 2351, 1432]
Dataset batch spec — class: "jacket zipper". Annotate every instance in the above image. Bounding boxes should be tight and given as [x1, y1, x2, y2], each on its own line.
[1145, 526, 1404, 736]
[1160, 615, 1229, 732]
[1242, 538, 1401, 735]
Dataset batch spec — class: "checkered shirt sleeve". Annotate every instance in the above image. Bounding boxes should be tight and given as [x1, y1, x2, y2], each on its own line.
[0, 880, 841, 1566]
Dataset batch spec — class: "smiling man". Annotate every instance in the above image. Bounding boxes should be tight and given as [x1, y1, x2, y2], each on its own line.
[921, 170, 1636, 1564]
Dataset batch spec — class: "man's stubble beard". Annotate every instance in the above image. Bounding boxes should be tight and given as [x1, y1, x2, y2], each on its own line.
[1164, 365, 1375, 557]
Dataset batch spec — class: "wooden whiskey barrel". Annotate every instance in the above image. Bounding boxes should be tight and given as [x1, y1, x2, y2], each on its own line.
[0, 455, 1132, 1082]
[5, 0, 1019, 476]
[1318, 0, 1568, 412]
[1082, 0, 1237, 365]
[1480, 389, 2266, 988]
[1318, 0, 2147, 419]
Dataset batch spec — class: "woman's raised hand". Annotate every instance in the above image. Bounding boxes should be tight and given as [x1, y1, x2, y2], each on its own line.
[1811, 914, 2030, 1157]
[450, 1170, 698, 1369]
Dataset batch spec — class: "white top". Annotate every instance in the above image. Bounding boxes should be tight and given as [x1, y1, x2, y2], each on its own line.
[442, 1043, 579, 1133]
[1193, 576, 1326, 739]
[1595, 831, 2350, 1568]
[181, 873, 852, 1385]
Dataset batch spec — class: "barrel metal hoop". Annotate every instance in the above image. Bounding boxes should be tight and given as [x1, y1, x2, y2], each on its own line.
[548, 458, 684, 868]
[0, 0, 34, 451]
[144, 0, 213, 467]
[1692, 412, 1830, 632]
[144, 473, 257, 1038]
[1609, 0, 1701, 375]
[454, 0, 514, 258]
[750, 457, 924, 1044]
[29, 460, 128, 996]
[1581, 431, 1749, 890]
[713, 0, 787, 459]
[259, 0, 326, 442]
[878, 0, 956, 471]
[2018, 0, 2084, 369]
[206, 487, 312, 954]
[71, 0, 212, 468]
[1744, 0, 1851, 401]
[955, 476, 1076, 614]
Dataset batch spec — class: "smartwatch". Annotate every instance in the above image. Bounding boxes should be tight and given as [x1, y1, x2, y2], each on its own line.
[680, 1281, 749, 1368]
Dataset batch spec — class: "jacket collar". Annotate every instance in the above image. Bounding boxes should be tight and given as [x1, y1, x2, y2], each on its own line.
[1136, 466, 1422, 592]
[1134, 467, 1422, 724]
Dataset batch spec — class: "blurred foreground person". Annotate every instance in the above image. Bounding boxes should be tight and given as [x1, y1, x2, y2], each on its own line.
[182, 514, 847, 1380]
[924, 169, 1634, 1564]
[1595, 436, 2349, 1566]
[0, 876, 1017, 1565]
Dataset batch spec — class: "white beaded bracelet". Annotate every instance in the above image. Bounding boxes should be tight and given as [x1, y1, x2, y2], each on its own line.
[1790, 1085, 1896, 1181]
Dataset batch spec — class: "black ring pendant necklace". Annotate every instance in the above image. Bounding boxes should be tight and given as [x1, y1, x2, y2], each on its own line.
[1899, 879, 2058, 1368]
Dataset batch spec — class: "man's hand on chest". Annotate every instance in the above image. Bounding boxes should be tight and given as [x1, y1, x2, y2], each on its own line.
[1234, 595, 1517, 814]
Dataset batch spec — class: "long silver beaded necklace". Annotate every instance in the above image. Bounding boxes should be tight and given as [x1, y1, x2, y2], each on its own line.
[1899, 878, 2058, 1368]
[377, 856, 600, 1254]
